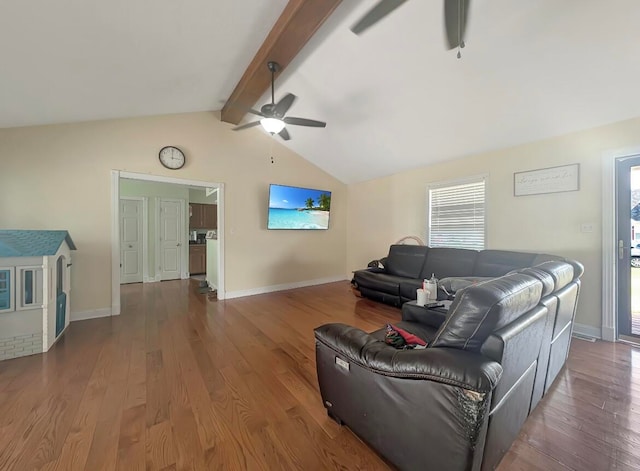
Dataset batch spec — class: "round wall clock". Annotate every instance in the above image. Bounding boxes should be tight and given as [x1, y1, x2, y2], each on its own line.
[159, 146, 186, 170]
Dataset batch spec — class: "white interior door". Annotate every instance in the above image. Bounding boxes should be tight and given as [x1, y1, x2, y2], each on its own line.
[160, 199, 183, 280]
[120, 199, 143, 284]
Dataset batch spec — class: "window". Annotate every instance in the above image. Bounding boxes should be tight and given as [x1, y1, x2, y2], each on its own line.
[427, 176, 486, 250]
[0, 268, 15, 312]
[17, 267, 43, 309]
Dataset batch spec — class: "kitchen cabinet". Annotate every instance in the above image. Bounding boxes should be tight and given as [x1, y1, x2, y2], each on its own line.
[203, 204, 217, 229]
[189, 203, 217, 229]
[189, 245, 206, 274]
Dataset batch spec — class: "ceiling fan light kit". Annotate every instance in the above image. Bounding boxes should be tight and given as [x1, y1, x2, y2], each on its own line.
[260, 117, 286, 134]
[230, 61, 326, 141]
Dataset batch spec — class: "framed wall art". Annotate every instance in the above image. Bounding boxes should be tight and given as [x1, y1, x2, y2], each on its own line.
[514, 163, 580, 196]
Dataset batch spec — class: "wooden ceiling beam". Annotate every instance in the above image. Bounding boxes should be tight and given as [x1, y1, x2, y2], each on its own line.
[220, 0, 342, 125]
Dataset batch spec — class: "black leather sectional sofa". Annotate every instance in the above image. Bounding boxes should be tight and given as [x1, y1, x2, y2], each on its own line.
[351, 244, 565, 306]
[315, 245, 583, 470]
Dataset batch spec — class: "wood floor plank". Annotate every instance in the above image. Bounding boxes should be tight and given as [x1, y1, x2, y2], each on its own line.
[2, 280, 640, 470]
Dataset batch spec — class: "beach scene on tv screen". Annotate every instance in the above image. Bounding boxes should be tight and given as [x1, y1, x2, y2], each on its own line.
[268, 184, 331, 230]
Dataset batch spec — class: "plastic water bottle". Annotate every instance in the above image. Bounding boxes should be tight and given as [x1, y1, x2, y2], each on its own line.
[427, 273, 438, 301]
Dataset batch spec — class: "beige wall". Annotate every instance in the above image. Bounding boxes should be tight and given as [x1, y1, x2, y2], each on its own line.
[347, 117, 640, 331]
[0, 111, 347, 314]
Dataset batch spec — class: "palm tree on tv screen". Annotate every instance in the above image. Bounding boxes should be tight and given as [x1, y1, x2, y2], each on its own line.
[305, 197, 314, 209]
[318, 193, 331, 211]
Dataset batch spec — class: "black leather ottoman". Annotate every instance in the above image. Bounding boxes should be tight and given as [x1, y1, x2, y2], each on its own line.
[401, 300, 452, 329]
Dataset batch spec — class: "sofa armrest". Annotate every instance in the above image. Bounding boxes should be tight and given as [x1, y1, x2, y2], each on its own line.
[314, 323, 502, 393]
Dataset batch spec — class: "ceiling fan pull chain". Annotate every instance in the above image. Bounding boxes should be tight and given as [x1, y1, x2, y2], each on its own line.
[270, 137, 275, 163]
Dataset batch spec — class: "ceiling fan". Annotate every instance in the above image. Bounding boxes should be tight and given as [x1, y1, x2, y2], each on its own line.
[232, 61, 326, 141]
[351, 0, 470, 53]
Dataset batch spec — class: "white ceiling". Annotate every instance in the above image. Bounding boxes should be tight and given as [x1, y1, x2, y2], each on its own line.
[0, 0, 287, 128]
[3, 1, 640, 184]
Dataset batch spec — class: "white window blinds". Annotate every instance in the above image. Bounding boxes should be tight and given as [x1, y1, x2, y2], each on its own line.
[428, 178, 486, 250]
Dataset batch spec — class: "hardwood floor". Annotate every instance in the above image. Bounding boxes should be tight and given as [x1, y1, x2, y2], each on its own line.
[0, 280, 639, 470]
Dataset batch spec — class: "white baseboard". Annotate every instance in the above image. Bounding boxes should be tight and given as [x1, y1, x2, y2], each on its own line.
[70, 307, 113, 322]
[601, 325, 616, 342]
[225, 275, 348, 300]
[572, 322, 602, 340]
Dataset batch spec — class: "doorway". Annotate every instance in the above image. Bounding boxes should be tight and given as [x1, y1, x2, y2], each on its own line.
[119, 197, 148, 284]
[158, 198, 185, 281]
[111, 171, 225, 315]
[616, 155, 640, 340]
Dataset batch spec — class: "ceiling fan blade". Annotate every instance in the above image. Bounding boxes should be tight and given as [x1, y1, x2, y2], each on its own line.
[444, 0, 470, 49]
[283, 117, 326, 128]
[351, 0, 408, 35]
[232, 121, 261, 131]
[246, 108, 265, 117]
[274, 93, 296, 118]
[278, 127, 291, 141]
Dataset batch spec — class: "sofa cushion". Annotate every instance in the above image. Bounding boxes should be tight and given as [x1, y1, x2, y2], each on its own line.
[533, 260, 574, 292]
[531, 253, 563, 266]
[353, 270, 406, 295]
[438, 276, 492, 296]
[385, 245, 429, 278]
[431, 273, 543, 351]
[419, 247, 478, 279]
[473, 250, 539, 277]
[509, 267, 555, 297]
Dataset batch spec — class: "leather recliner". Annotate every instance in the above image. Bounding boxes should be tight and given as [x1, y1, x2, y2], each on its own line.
[315, 269, 575, 471]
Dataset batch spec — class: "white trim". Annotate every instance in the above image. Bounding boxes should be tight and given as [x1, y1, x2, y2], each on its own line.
[180, 199, 188, 279]
[111, 171, 225, 311]
[217, 183, 225, 299]
[119, 171, 216, 187]
[70, 307, 113, 322]
[572, 322, 602, 340]
[602, 145, 640, 342]
[119, 196, 149, 284]
[154, 196, 160, 282]
[224, 275, 348, 299]
[111, 171, 121, 315]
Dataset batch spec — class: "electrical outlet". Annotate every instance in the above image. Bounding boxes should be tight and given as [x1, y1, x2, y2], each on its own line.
[580, 223, 594, 233]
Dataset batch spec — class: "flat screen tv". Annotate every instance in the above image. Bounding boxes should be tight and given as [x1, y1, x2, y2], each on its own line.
[268, 184, 332, 230]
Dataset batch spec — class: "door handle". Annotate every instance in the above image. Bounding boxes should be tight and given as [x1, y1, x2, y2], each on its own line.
[177, 243, 181, 247]
[128, 244, 133, 248]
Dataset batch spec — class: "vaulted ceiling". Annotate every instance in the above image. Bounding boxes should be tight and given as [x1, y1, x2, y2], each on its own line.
[3, 1, 640, 183]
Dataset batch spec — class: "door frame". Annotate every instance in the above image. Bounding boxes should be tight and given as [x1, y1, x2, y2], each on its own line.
[111, 170, 226, 316]
[155, 197, 188, 281]
[602, 145, 640, 342]
[119, 196, 149, 283]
